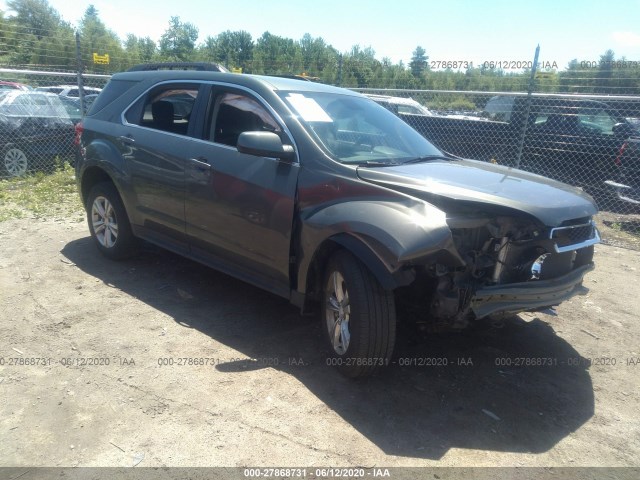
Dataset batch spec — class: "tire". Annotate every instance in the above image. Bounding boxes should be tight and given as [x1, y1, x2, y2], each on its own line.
[2, 146, 29, 177]
[86, 182, 137, 260]
[323, 250, 396, 378]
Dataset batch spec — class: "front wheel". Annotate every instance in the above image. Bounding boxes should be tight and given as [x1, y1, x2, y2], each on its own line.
[323, 250, 396, 378]
[86, 182, 137, 260]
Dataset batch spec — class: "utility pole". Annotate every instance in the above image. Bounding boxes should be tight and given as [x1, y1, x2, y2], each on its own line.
[75, 32, 85, 115]
[515, 45, 540, 168]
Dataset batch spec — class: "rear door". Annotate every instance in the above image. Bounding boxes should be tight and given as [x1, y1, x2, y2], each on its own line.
[185, 86, 299, 297]
[121, 82, 204, 251]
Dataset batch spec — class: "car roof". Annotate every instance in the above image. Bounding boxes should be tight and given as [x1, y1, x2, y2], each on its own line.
[0, 90, 68, 108]
[0, 81, 26, 87]
[0, 90, 59, 98]
[366, 94, 417, 104]
[36, 85, 101, 90]
[111, 70, 360, 96]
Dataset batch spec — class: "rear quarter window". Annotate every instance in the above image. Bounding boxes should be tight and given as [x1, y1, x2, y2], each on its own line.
[87, 79, 137, 115]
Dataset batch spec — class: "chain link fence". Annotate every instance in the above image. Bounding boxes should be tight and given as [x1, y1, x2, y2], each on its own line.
[0, 68, 109, 177]
[0, 67, 638, 247]
[356, 88, 640, 248]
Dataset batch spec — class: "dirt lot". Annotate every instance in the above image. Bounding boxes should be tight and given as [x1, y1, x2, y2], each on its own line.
[1, 214, 639, 469]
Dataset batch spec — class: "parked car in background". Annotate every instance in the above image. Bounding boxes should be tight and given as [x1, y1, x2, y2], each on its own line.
[57, 96, 83, 124]
[0, 81, 31, 91]
[605, 137, 640, 206]
[75, 67, 599, 377]
[82, 94, 99, 112]
[41, 94, 100, 127]
[397, 95, 638, 193]
[366, 94, 434, 116]
[0, 91, 75, 177]
[35, 85, 102, 98]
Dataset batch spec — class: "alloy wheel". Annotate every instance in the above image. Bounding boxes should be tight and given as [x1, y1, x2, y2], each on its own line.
[325, 270, 351, 355]
[4, 148, 28, 177]
[91, 195, 119, 248]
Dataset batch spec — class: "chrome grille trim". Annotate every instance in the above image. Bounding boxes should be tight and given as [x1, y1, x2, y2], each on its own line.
[549, 220, 600, 253]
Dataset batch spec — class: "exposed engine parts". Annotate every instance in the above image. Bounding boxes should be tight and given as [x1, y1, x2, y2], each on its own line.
[402, 215, 598, 331]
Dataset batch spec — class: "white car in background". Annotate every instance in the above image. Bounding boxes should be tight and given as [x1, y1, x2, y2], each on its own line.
[35, 85, 102, 98]
[365, 94, 434, 116]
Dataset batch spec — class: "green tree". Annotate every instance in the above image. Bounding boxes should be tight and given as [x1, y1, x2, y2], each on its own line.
[6, 0, 62, 39]
[612, 56, 640, 95]
[409, 45, 428, 78]
[376, 58, 416, 89]
[299, 34, 336, 76]
[159, 16, 199, 61]
[594, 49, 615, 94]
[79, 5, 126, 72]
[558, 59, 585, 93]
[253, 31, 302, 74]
[4, 0, 75, 68]
[124, 34, 157, 65]
[341, 45, 380, 87]
[199, 30, 253, 71]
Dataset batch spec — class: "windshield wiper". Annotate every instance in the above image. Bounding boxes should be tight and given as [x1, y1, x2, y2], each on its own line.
[358, 160, 401, 167]
[402, 154, 452, 165]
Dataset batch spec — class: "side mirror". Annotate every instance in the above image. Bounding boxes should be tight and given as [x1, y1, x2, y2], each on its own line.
[237, 131, 296, 162]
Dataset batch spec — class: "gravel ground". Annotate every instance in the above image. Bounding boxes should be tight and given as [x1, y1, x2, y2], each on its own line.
[1, 216, 639, 469]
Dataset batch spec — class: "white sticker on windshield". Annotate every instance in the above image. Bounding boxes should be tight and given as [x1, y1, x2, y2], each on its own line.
[286, 93, 332, 122]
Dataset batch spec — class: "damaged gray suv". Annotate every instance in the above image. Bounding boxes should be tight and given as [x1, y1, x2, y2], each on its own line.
[75, 67, 600, 377]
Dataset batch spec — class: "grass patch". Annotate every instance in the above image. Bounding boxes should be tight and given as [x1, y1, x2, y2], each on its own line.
[596, 210, 640, 250]
[0, 163, 84, 222]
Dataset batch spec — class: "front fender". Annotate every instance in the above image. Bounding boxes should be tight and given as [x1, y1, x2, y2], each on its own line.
[296, 199, 462, 293]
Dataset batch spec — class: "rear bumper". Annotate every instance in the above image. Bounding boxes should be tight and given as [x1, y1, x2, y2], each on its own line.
[470, 263, 594, 318]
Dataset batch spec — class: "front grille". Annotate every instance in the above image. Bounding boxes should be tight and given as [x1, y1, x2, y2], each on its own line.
[549, 221, 599, 253]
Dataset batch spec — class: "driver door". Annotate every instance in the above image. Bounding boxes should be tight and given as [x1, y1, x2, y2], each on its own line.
[185, 87, 299, 297]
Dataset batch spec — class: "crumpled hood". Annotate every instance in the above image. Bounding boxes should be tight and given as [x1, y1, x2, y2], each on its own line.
[356, 158, 598, 226]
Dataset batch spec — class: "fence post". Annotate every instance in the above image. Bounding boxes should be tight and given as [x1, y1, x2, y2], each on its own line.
[75, 31, 85, 115]
[515, 45, 540, 168]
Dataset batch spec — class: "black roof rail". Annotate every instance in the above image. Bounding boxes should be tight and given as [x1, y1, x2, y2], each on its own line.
[268, 74, 321, 82]
[127, 62, 229, 73]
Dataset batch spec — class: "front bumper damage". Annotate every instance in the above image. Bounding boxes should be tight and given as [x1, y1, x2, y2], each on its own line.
[470, 263, 594, 318]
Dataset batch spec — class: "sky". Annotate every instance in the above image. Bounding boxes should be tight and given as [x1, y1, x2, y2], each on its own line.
[2, 0, 640, 70]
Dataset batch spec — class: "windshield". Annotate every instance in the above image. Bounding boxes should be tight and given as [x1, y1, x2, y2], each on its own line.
[280, 91, 442, 165]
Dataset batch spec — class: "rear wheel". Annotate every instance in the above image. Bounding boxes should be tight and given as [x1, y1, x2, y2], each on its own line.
[323, 250, 396, 378]
[86, 182, 137, 260]
[2, 147, 28, 177]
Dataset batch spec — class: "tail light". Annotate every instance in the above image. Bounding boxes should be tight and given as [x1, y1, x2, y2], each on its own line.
[74, 121, 84, 146]
[615, 141, 627, 166]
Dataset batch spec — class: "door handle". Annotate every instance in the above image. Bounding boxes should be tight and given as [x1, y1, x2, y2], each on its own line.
[188, 157, 212, 172]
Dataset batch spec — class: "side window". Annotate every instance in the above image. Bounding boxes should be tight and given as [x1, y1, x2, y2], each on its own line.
[484, 96, 515, 122]
[208, 92, 281, 147]
[377, 102, 398, 115]
[126, 86, 199, 136]
[397, 105, 421, 115]
[578, 107, 616, 135]
[533, 108, 556, 126]
[533, 112, 579, 131]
